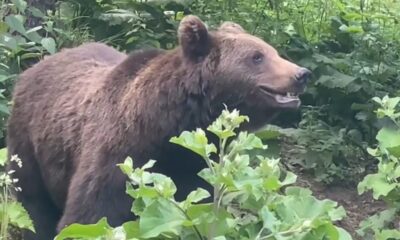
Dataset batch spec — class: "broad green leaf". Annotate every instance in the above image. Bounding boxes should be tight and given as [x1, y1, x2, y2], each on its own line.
[386, 97, 400, 109]
[377, 229, 400, 240]
[12, 0, 27, 12]
[231, 132, 265, 152]
[20, 52, 43, 60]
[5, 15, 26, 35]
[255, 124, 282, 140]
[122, 221, 141, 238]
[339, 24, 363, 33]
[207, 108, 249, 139]
[337, 227, 353, 240]
[0, 148, 7, 166]
[183, 188, 211, 208]
[25, 26, 43, 34]
[151, 173, 177, 198]
[316, 71, 356, 89]
[170, 129, 216, 158]
[260, 206, 280, 232]
[0, 103, 10, 115]
[276, 187, 345, 226]
[376, 127, 400, 157]
[1, 34, 18, 50]
[55, 218, 112, 240]
[28, 6, 45, 18]
[118, 157, 134, 176]
[358, 173, 398, 199]
[0, 22, 9, 34]
[357, 208, 397, 237]
[142, 159, 156, 170]
[139, 198, 186, 238]
[186, 204, 235, 237]
[41, 37, 56, 54]
[281, 171, 297, 186]
[213, 236, 227, 240]
[0, 201, 35, 232]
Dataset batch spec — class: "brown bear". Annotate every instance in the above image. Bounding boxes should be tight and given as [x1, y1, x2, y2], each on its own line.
[7, 15, 310, 240]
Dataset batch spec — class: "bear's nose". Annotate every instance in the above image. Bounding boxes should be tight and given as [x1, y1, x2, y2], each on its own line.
[295, 68, 312, 85]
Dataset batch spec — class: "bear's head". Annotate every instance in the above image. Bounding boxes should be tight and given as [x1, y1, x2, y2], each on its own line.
[178, 15, 311, 130]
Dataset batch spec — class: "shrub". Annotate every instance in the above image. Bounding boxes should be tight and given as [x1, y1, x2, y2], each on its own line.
[56, 109, 352, 240]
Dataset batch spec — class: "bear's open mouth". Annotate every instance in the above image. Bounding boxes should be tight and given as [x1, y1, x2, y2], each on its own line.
[258, 85, 301, 106]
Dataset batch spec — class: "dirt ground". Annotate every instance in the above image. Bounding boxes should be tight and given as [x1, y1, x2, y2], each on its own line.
[294, 171, 388, 240]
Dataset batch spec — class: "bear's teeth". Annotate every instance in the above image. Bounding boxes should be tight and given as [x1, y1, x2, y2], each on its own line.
[286, 92, 297, 98]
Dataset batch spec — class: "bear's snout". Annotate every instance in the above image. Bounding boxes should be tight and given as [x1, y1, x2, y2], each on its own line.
[295, 68, 312, 86]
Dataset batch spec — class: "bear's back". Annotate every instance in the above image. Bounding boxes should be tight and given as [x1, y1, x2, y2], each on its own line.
[8, 43, 127, 207]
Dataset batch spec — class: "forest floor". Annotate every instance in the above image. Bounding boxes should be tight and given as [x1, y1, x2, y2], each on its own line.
[294, 171, 387, 240]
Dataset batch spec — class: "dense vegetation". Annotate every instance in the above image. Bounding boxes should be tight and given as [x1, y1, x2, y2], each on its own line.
[0, 0, 399, 239]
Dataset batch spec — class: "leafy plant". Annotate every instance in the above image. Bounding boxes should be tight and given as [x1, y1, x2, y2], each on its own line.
[56, 109, 352, 240]
[0, 148, 34, 239]
[357, 95, 400, 240]
[0, 0, 58, 145]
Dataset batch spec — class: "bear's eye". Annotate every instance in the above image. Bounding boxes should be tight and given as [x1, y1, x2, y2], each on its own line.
[252, 52, 264, 65]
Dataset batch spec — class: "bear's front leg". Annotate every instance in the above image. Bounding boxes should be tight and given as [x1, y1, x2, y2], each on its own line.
[56, 151, 135, 232]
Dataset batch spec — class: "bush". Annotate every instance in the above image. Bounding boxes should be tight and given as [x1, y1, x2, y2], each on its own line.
[357, 95, 400, 240]
[55, 109, 352, 240]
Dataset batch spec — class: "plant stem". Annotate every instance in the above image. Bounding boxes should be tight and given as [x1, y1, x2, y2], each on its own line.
[1, 186, 9, 240]
[168, 197, 204, 240]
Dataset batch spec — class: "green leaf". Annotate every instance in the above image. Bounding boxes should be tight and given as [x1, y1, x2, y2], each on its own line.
[357, 209, 397, 237]
[122, 221, 141, 238]
[139, 198, 186, 238]
[0, 201, 35, 232]
[186, 204, 235, 237]
[55, 218, 112, 240]
[142, 159, 156, 170]
[28, 6, 45, 18]
[12, 0, 27, 12]
[357, 173, 397, 199]
[260, 206, 280, 232]
[276, 187, 346, 225]
[25, 26, 43, 34]
[377, 229, 400, 240]
[170, 129, 216, 159]
[281, 171, 297, 186]
[0, 148, 7, 166]
[337, 227, 353, 240]
[316, 71, 356, 89]
[5, 15, 26, 35]
[207, 108, 249, 139]
[0, 22, 9, 34]
[118, 157, 134, 176]
[255, 125, 282, 140]
[0, 103, 10, 115]
[183, 188, 211, 208]
[41, 37, 56, 54]
[232, 132, 265, 152]
[1, 34, 18, 50]
[376, 127, 400, 157]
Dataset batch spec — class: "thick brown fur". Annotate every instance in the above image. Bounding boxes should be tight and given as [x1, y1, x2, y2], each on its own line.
[7, 16, 310, 240]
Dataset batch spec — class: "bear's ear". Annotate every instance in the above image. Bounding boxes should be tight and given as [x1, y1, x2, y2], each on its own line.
[178, 15, 211, 61]
[219, 22, 246, 34]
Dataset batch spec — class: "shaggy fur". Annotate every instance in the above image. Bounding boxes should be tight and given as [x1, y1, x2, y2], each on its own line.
[7, 15, 310, 240]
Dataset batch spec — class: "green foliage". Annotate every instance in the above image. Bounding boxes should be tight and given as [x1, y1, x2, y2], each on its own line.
[58, 0, 185, 50]
[0, 148, 34, 239]
[1, 0, 399, 238]
[357, 95, 400, 239]
[0, 0, 56, 143]
[56, 109, 351, 240]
